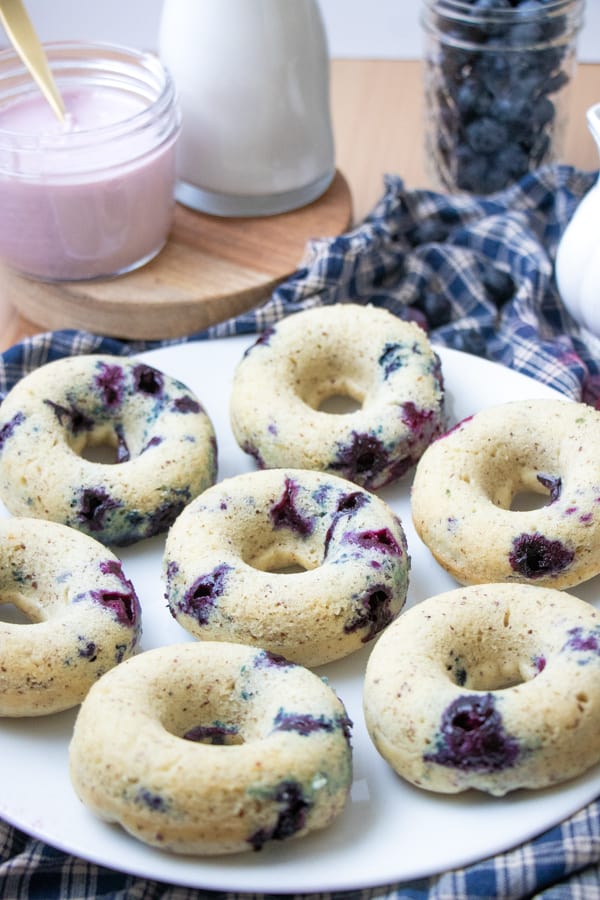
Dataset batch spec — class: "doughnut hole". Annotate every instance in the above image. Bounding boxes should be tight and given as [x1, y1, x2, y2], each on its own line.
[77, 424, 122, 464]
[318, 394, 362, 415]
[483, 467, 556, 510]
[509, 469, 560, 512]
[443, 626, 544, 691]
[238, 521, 324, 575]
[291, 351, 373, 414]
[153, 676, 275, 746]
[0, 599, 32, 625]
[157, 679, 243, 743]
[68, 419, 151, 465]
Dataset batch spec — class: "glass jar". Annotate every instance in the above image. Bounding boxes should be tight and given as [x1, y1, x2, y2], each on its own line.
[421, 0, 584, 194]
[0, 42, 181, 281]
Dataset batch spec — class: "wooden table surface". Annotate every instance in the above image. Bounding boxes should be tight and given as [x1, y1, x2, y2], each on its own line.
[1, 58, 598, 352]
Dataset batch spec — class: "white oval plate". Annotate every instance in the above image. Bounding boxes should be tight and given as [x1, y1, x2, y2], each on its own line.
[0, 337, 598, 893]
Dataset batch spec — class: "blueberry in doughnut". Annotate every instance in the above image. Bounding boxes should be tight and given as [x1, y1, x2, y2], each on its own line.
[363, 583, 600, 796]
[411, 398, 600, 588]
[69, 641, 353, 854]
[230, 304, 445, 490]
[163, 468, 410, 667]
[0, 354, 217, 545]
[0, 516, 141, 716]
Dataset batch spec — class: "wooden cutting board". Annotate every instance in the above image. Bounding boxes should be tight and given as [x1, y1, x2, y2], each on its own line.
[2, 170, 352, 341]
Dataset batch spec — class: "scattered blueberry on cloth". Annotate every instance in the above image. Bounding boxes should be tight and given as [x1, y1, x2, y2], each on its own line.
[1, 163, 600, 899]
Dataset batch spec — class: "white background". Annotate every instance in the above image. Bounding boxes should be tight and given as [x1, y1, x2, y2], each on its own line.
[1, 0, 599, 62]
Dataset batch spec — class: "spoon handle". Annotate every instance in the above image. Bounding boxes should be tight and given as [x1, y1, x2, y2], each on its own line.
[0, 0, 65, 121]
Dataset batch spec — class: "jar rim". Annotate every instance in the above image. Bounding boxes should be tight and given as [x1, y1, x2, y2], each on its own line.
[422, 0, 583, 15]
[0, 40, 178, 150]
[421, 0, 584, 51]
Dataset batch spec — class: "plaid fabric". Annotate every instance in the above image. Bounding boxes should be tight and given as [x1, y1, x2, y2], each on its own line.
[1, 164, 599, 898]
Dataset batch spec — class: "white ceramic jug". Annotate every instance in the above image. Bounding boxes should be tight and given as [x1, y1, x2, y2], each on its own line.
[555, 102, 600, 336]
[158, 0, 335, 217]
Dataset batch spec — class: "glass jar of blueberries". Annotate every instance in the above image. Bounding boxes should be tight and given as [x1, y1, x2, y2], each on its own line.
[421, 0, 584, 194]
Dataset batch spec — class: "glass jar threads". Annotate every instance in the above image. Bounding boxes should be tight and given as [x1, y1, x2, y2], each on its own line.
[421, 0, 584, 194]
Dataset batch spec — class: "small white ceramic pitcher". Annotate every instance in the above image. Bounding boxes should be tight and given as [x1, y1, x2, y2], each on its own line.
[158, 0, 335, 217]
[555, 102, 600, 336]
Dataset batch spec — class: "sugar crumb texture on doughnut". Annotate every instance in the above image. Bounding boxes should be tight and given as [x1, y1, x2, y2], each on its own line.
[69, 642, 353, 855]
[163, 467, 410, 667]
[0, 354, 218, 545]
[230, 303, 446, 489]
[363, 583, 600, 796]
[411, 398, 600, 588]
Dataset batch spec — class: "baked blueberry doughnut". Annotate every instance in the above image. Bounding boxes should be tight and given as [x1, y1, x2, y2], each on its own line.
[363, 583, 600, 796]
[0, 354, 217, 545]
[0, 516, 141, 716]
[230, 304, 445, 490]
[164, 468, 410, 667]
[69, 641, 353, 855]
[411, 399, 600, 589]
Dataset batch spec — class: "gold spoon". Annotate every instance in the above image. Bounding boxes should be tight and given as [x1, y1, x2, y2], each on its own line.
[0, 0, 66, 121]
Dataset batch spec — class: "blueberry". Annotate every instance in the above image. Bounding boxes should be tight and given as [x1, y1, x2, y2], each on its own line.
[495, 144, 530, 179]
[331, 431, 389, 486]
[379, 342, 411, 378]
[455, 147, 490, 193]
[78, 487, 120, 530]
[248, 781, 309, 850]
[177, 563, 232, 623]
[272, 709, 335, 736]
[270, 477, 314, 536]
[324, 491, 369, 554]
[114, 423, 130, 463]
[45, 400, 94, 434]
[532, 95, 555, 129]
[141, 435, 163, 453]
[344, 528, 404, 557]
[425, 693, 520, 772]
[509, 532, 574, 579]
[0, 411, 24, 450]
[473, 54, 514, 97]
[401, 402, 436, 440]
[337, 492, 367, 514]
[489, 96, 531, 129]
[85, 558, 140, 626]
[78, 639, 98, 661]
[536, 473, 561, 503]
[183, 723, 239, 744]
[133, 364, 164, 396]
[253, 649, 296, 670]
[344, 586, 393, 641]
[88, 588, 139, 626]
[466, 117, 509, 154]
[145, 495, 189, 538]
[456, 82, 493, 119]
[562, 626, 600, 656]
[136, 789, 168, 812]
[95, 363, 125, 408]
[173, 395, 201, 413]
[510, 10, 546, 45]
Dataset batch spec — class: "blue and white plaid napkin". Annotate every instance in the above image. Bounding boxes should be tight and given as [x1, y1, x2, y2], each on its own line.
[1, 164, 599, 899]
